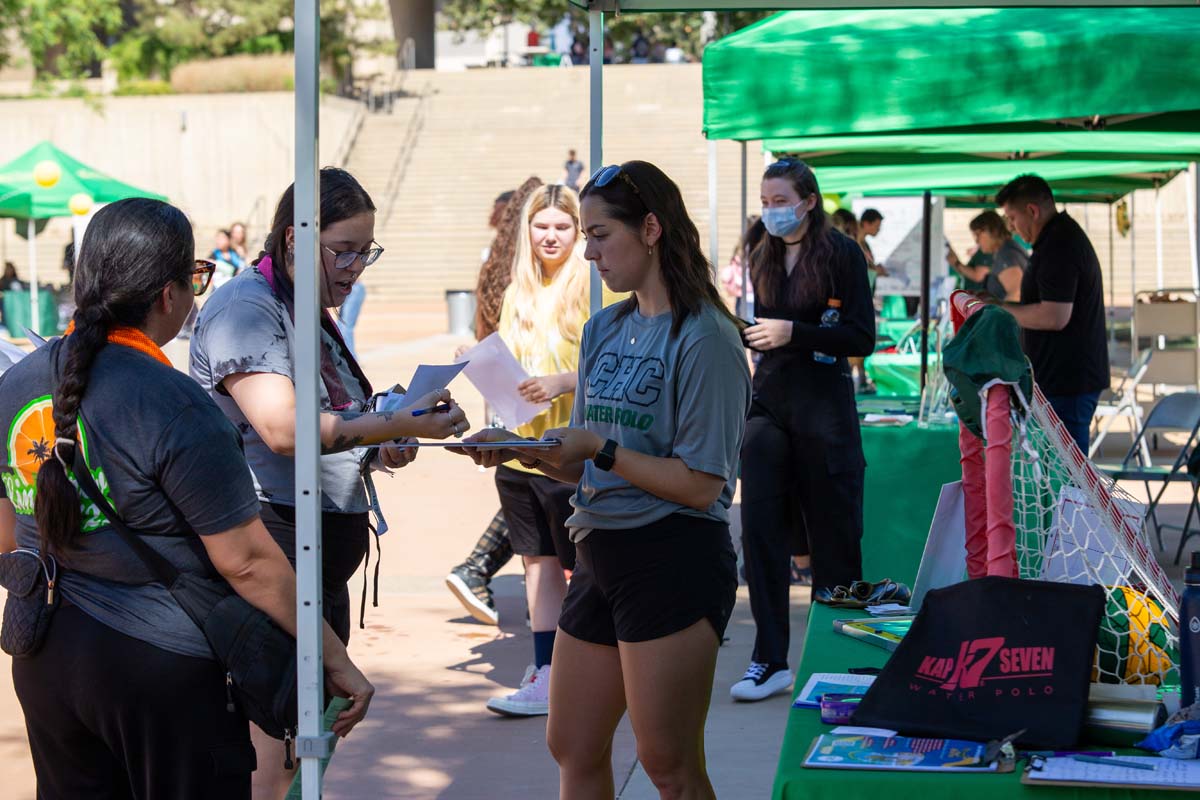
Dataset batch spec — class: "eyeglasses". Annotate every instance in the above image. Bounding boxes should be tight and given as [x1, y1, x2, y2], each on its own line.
[590, 164, 641, 195]
[321, 242, 384, 271]
[192, 259, 216, 296]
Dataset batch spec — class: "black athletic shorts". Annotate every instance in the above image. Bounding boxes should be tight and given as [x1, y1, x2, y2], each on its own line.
[558, 513, 738, 646]
[259, 502, 369, 645]
[494, 464, 576, 570]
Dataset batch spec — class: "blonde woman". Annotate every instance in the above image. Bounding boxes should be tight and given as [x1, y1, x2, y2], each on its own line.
[482, 184, 593, 717]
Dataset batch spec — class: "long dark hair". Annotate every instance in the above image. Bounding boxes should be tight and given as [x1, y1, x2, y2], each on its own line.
[36, 198, 194, 553]
[749, 159, 835, 309]
[254, 166, 376, 308]
[580, 160, 740, 336]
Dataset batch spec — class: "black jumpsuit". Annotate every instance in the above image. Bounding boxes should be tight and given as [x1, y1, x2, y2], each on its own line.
[741, 231, 875, 667]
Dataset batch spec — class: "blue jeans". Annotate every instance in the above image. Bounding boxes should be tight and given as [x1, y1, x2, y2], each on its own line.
[1044, 391, 1101, 454]
[336, 282, 367, 356]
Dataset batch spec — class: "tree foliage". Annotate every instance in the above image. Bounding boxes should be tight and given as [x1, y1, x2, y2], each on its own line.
[0, 0, 123, 81]
[438, 1, 768, 59]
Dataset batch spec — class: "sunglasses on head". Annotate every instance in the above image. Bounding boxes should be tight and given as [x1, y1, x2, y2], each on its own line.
[192, 259, 215, 296]
[590, 164, 641, 195]
[321, 242, 385, 271]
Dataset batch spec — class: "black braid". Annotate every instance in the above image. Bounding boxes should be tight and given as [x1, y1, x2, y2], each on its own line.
[34, 305, 112, 554]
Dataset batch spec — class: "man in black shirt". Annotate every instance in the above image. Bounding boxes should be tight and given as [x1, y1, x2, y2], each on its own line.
[996, 174, 1109, 453]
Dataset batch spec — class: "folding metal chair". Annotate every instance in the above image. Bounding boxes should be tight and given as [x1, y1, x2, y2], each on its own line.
[1099, 391, 1200, 562]
[1089, 349, 1152, 462]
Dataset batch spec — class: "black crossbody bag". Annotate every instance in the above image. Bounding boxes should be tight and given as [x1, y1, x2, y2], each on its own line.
[72, 449, 300, 764]
[0, 547, 60, 657]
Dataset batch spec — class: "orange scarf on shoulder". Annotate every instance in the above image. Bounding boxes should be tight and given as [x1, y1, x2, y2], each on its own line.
[62, 321, 172, 367]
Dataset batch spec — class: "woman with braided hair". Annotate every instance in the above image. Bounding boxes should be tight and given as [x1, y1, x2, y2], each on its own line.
[0, 198, 373, 798]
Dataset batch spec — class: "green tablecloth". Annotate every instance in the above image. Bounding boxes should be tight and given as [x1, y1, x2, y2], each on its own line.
[774, 604, 1179, 800]
[860, 422, 961, 586]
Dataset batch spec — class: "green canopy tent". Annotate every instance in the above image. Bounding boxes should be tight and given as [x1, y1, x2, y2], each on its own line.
[700, 8, 1200, 388]
[702, 9, 1200, 142]
[765, 131, 1200, 168]
[0, 141, 167, 335]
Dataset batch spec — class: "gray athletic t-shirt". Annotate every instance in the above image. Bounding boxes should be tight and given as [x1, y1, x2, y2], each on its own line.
[0, 340, 262, 659]
[567, 302, 751, 538]
[190, 268, 370, 513]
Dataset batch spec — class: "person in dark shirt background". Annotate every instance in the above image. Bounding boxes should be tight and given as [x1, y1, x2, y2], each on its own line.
[996, 174, 1109, 453]
[734, 158, 875, 703]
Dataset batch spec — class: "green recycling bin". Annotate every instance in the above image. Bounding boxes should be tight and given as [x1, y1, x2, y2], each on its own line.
[2, 289, 60, 337]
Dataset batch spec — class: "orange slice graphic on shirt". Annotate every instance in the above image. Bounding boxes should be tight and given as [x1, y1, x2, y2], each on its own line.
[10, 398, 54, 486]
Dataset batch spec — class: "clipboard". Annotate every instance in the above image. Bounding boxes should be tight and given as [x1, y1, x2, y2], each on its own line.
[1021, 755, 1200, 791]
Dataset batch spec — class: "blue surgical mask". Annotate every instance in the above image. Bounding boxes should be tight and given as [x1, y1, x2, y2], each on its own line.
[762, 203, 807, 239]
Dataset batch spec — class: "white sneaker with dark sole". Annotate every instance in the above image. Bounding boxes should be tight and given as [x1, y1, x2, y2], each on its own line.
[487, 664, 550, 717]
[730, 662, 794, 702]
[445, 569, 499, 626]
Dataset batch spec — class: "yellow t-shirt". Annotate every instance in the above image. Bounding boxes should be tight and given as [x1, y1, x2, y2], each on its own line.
[498, 280, 625, 473]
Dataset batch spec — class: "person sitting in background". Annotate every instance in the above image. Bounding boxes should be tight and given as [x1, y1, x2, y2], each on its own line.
[210, 229, 245, 288]
[996, 173, 1108, 453]
[947, 210, 1028, 302]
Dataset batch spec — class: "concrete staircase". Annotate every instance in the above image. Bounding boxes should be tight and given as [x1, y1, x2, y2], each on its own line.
[344, 64, 758, 309]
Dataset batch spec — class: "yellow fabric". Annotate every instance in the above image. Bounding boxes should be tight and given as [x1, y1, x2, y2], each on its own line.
[498, 281, 625, 473]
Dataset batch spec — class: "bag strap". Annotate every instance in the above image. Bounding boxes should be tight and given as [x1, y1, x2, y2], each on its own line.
[71, 447, 180, 587]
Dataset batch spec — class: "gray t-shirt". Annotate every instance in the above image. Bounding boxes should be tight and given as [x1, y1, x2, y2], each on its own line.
[985, 238, 1030, 301]
[190, 268, 370, 513]
[0, 340, 262, 658]
[567, 302, 751, 537]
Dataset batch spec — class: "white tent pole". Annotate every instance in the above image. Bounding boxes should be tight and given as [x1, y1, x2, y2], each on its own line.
[588, 8, 603, 315]
[293, 0, 330, 795]
[28, 219, 39, 335]
[1130, 191, 1137, 362]
[1108, 202, 1115, 353]
[1188, 163, 1199, 292]
[1155, 182, 1164, 290]
[740, 141, 748, 315]
[708, 139, 719, 276]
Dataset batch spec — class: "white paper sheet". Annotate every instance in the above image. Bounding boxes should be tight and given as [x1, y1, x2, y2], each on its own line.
[0, 338, 30, 376]
[911, 481, 967, 612]
[455, 333, 549, 428]
[1026, 756, 1200, 788]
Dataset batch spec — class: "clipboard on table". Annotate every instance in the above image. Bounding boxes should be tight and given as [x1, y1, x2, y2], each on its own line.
[1021, 755, 1200, 791]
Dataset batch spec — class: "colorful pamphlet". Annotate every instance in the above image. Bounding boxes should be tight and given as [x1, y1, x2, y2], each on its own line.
[792, 672, 876, 709]
[832, 616, 914, 652]
[803, 733, 998, 773]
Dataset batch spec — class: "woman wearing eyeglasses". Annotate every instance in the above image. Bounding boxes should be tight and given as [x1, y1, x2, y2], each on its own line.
[732, 159, 875, 704]
[0, 198, 373, 799]
[190, 167, 469, 799]
[457, 161, 750, 799]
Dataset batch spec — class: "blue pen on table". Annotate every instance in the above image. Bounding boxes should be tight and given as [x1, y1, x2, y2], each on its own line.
[411, 403, 452, 416]
[1071, 754, 1157, 771]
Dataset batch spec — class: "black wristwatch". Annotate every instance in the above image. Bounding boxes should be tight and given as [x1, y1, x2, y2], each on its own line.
[594, 438, 619, 471]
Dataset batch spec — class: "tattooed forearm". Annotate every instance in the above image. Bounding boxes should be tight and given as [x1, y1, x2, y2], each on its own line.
[323, 434, 365, 454]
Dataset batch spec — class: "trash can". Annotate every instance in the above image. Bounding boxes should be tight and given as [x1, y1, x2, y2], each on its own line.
[445, 289, 476, 337]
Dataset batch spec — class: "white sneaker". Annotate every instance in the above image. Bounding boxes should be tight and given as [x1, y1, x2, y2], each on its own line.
[486, 664, 551, 717]
[730, 661, 794, 702]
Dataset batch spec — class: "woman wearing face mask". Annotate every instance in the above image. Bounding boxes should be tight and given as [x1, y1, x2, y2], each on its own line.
[190, 168, 469, 798]
[732, 158, 875, 704]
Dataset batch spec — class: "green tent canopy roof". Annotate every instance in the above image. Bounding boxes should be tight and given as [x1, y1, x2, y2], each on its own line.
[0, 141, 166, 220]
[764, 131, 1200, 167]
[571, 0, 1195, 8]
[811, 159, 1187, 205]
[702, 9, 1200, 140]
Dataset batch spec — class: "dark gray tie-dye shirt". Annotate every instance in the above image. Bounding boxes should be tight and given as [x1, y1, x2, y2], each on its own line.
[189, 268, 370, 513]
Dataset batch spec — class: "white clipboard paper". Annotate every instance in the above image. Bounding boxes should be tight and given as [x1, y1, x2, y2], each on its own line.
[455, 333, 550, 428]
